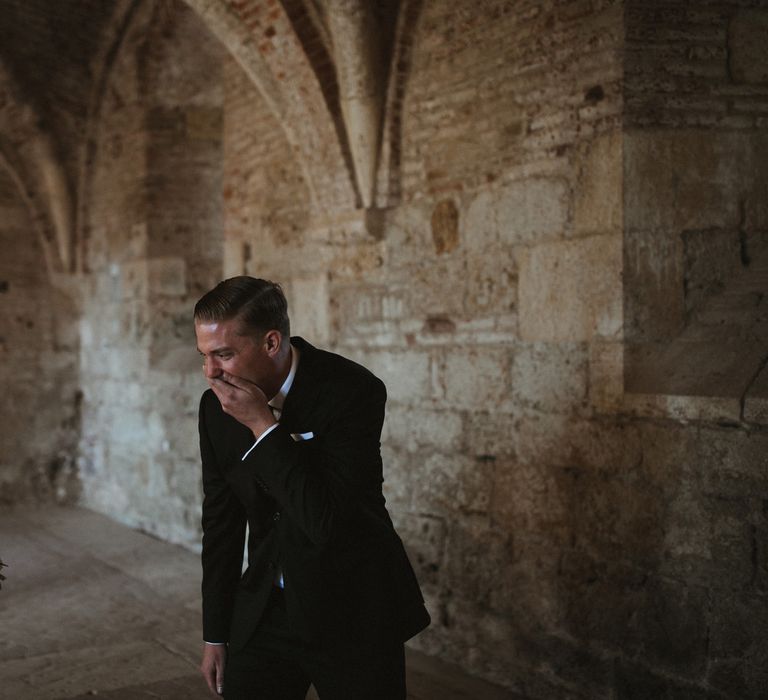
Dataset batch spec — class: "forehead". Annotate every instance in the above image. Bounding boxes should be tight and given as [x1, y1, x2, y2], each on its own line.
[195, 318, 252, 350]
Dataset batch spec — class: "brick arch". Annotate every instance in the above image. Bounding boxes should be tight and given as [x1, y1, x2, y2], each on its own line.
[182, 0, 357, 212]
[376, 0, 425, 207]
[74, 0, 145, 273]
[0, 60, 70, 276]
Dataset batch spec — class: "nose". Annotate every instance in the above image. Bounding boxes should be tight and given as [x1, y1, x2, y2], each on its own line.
[203, 356, 221, 378]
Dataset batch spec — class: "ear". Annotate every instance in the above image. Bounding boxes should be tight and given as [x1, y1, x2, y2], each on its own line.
[263, 329, 282, 357]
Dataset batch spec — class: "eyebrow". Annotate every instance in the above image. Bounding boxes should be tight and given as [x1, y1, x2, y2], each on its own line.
[197, 346, 234, 355]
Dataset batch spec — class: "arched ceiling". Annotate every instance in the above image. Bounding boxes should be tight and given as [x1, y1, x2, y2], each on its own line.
[0, 0, 420, 275]
[0, 0, 128, 274]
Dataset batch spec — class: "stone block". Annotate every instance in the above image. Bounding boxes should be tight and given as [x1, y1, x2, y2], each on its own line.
[744, 361, 768, 425]
[331, 283, 410, 338]
[356, 348, 431, 404]
[412, 452, 493, 516]
[464, 249, 518, 318]
[185, 106, 223, 141]
[681, 229, 744, 316]
[729, 10, 768, 85]
[743, 133, 768, 230]
[114, 260, 149, 302]
[511, 341, 588, 414]
[556, 463, 667, 570]
[694, 426, 768, 493]
[382, 405, 464, 453]
[623, 227, 685, 343]
[709, 593, 768, 688]
[517, 233, 622, 342]
[149, 298, 198, 373]
[147, 257, 186, 297]
[589, 338, 623, 413]
[487, 534, 563, 628]
[405, 255, 467, 319]
[614, 661, 680, 700]
[463, 188, 497, 250]
[289, 273, 330, 345]
[574, 130, 622, 236]
[491, 460, 568, 539]
[559, 557, 647, 652]
[625, 338, 763, 399]
[515, 630, 615, 700]
[440, 346, 511, 409]
[380, 445, 414, 508]
[382, 201, 434, 266]
[635, 579, 709, 678]
[708, 659, 768, 700]
[464, 410, 518, 459]
[624, 130, 744, 232]
[394, 512, 447, 586]
[497, 178, 569, 246]
[443, 516, 512, 609]
[430, 199, 460, 254]
[658, 491, 713, 585]
[705, 496, 755, 589]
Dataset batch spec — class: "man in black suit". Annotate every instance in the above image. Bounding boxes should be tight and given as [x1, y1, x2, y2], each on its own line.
[194, 277, 430, 699]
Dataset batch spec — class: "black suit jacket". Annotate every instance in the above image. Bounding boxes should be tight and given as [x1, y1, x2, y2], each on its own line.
[199, 337, 430, 652]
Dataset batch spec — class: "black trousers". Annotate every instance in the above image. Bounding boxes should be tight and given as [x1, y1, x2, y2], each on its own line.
[223, 588, 407, 700]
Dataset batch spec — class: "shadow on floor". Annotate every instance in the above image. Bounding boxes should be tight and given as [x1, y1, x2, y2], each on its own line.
[0, 506, 519, 700]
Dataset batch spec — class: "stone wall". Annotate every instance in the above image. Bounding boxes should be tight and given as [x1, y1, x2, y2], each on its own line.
[2, 0, 768, 697]
[215, 0, 627, 695]
[0, 169, 80, 504]
[624, 1, 768, 403]
[76, 1, 222, 546]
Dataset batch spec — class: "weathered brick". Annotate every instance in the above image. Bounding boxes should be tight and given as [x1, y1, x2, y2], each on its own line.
[289, 273, 330, 345]
[624, 130, 745, 232]
[496, 178, 569, 245]
[729, 10, 768, 85]
[383, 405, 464, 453]
[511, 341, 589, 414]
[147, 257, 187, 297]
[440, 346, 511, 409]
[518, 234, 622, 342]
[355, 348, 431, 405]
[573, 130, 622, 236]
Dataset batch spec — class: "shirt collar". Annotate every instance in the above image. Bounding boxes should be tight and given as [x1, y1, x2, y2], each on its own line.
[268, 344, 299, 411]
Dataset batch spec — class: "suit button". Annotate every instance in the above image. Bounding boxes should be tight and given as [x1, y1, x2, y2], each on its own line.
[268, 561, 275, 570]
[272, 511, 281, 522]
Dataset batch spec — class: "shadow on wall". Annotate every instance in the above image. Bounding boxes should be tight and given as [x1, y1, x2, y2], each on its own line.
[73, 0, 224, 546]
[0, 169, 82, 504]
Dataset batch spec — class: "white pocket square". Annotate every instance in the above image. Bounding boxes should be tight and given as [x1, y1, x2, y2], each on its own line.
[291, 431, 314, 442]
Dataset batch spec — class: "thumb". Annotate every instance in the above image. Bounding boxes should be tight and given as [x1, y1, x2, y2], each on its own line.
[215, 655, 225, 695]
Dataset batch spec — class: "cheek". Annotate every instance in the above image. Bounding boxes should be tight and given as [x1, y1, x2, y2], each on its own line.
[225, 358, 246, 376]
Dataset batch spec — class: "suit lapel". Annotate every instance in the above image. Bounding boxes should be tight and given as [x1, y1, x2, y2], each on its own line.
[279, 337, 323, 432]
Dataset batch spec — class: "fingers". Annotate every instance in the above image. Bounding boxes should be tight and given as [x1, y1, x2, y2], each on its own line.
[216, 658, 225, 696]
[208, 375, 240, 391]
[202, 663, 218, 696]
[217, 371, 251, 391]
[201, 645, 226, 697]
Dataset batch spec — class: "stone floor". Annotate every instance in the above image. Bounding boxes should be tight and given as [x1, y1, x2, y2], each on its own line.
[0, 506, 520, 700]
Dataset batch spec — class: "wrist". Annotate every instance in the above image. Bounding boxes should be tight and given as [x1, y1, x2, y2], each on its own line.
[249, 417, 278, 441]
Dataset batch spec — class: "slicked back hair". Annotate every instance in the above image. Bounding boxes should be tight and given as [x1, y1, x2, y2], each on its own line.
[194, 277, 290, 339]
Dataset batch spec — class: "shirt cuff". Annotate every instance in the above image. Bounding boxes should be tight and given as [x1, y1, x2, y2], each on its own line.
[241, 423, 279, 460]
[204, 641, 226, 645]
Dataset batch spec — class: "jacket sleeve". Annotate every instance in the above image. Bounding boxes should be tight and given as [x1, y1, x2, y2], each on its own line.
[200, 391, 246, 643]
[234, 375, 387, 546]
